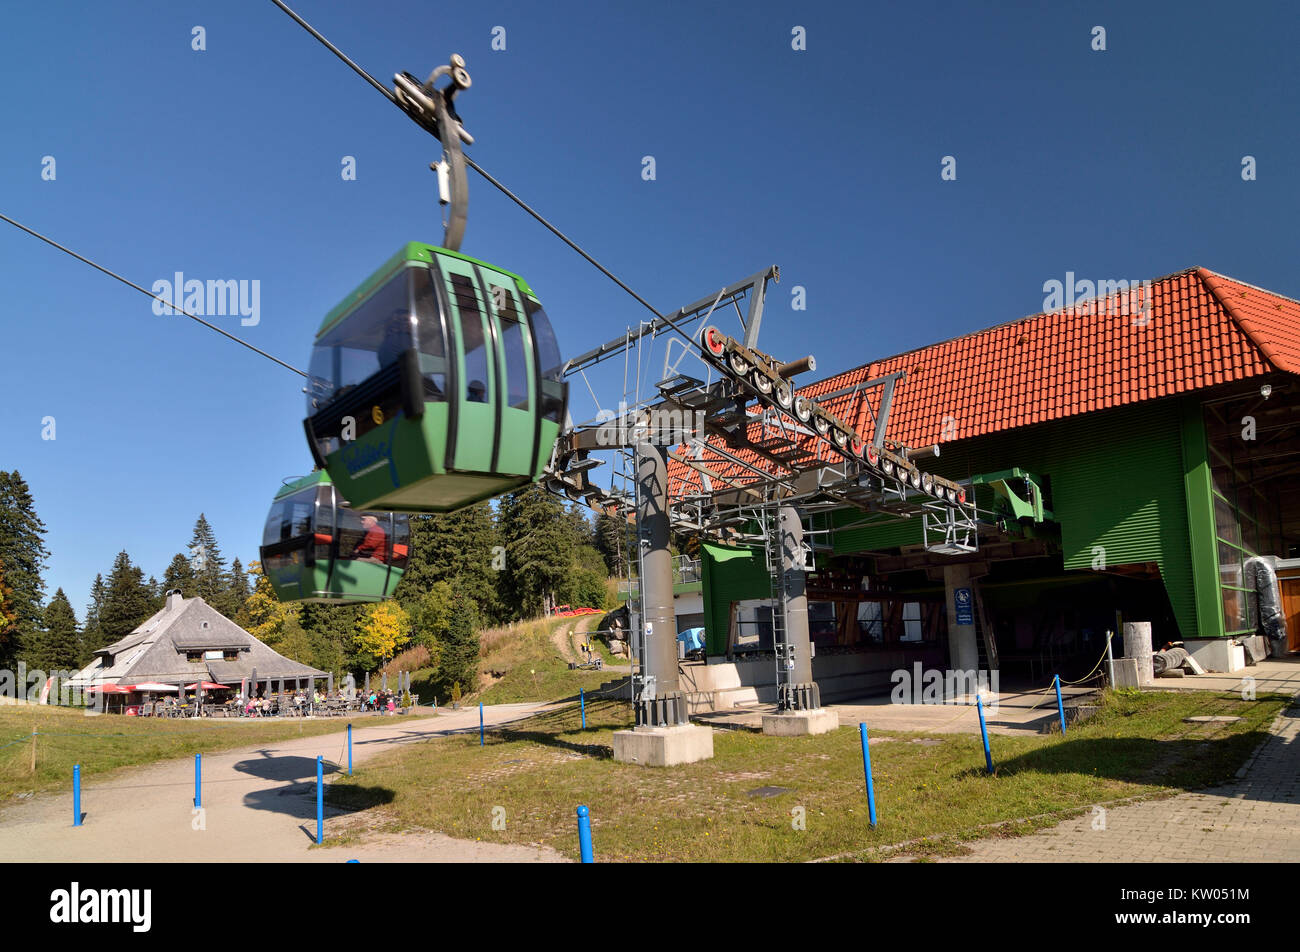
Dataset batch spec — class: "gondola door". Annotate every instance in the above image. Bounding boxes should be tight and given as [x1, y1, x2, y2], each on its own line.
[480, 269, 536, 477]
[439, 257, 498, 475]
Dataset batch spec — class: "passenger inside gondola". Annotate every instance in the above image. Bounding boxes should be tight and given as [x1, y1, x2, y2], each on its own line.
[352, 514, 387, 562]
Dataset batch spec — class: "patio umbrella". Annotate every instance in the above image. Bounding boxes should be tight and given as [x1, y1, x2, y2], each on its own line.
[91, 683, 133, 694]
[184, 681, 230, 691]
[132, 682, 179, 692]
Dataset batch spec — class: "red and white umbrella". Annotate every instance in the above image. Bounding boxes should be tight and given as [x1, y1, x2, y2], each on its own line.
[90, 683, 133, 694]
[184, 681, 230, 691]
[132, 682, 179, 692]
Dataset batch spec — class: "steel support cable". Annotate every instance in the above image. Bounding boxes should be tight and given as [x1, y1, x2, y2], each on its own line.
[267, 0, 706, 359]
[0, 212, 309, 378]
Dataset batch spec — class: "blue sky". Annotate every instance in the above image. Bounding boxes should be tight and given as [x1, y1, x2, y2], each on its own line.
[1, 0, 1297, 618]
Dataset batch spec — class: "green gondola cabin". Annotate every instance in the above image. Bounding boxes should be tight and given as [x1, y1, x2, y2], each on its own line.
[303, 242, 567, 512]
[260, 472, 410, 602]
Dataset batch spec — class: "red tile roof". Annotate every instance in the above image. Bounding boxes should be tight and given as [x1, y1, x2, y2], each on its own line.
[667, 267, 1299, 495]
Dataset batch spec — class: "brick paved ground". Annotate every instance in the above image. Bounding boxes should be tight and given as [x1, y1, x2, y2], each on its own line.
[941, 704, 1300, 862]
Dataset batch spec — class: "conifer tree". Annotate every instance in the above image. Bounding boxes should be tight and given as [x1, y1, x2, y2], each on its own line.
[99, 551, 157, 641]
[186, 514, 229, 608]
[0, 471, 50, 667]
[162, 553, 196, 597]
[25, 589, 81, 672]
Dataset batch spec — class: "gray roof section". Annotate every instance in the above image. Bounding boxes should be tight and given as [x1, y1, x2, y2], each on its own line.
[68, 594, 326, 687]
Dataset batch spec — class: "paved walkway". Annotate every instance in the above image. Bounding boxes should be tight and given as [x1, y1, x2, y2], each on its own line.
[940, 697, 1300, 862]
[0, 703, 566, 863]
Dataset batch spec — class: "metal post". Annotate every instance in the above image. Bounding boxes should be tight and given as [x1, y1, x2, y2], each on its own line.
[316, 755, 324, 844]
[976, 695, 994, 774]
[634, 443, 686, 727]
[347, 723, 353, 776]
[858, 724, 877, 827]
[479, 702, 484, 746]
[576, 805, 594, 863]
[777, 504, 819, 711]
[194, 754, 201, 808]
[1054, 674, 1067, 735]
[580, 688, 587, 729]
[1105, 630, 1116, 687]
[73, 764, 82, 827]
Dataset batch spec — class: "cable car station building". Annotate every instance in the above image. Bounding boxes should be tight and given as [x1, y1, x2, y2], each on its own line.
[678, 267, 1300, 707]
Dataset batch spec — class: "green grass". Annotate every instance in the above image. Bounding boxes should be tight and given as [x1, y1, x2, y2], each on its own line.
[0, 704, 423, 803]
[325, 689, 1288, 861]
[474, 618, 612, 705]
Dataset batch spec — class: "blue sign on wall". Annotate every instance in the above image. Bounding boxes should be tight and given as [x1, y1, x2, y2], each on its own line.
[954, 587, 974, 626]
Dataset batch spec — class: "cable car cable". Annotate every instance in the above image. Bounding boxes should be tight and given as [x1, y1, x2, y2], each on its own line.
[0, 210, 309, 379]
[266, 0, 709, 360]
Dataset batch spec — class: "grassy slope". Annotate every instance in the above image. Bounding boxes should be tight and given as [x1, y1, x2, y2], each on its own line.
[326, 689, 1288, 862]
[0, 705, 419, 803]
[410, 616, 613, 706]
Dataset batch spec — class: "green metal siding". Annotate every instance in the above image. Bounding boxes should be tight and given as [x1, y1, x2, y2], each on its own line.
[1180, 401, 1227, 639]
[701, 544, 770, 656]
[828, 399, 1201, 638]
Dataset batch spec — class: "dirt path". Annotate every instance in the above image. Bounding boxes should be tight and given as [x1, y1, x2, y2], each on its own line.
[0, 703, 567, 863]
[550, 623, 577, 664]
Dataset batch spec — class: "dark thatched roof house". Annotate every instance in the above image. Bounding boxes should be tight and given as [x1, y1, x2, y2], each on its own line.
[68, 592, 326, 691]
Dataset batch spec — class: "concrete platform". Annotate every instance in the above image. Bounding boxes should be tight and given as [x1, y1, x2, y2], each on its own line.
[761, 708, 839, 736]
[612, 723, 714, 766]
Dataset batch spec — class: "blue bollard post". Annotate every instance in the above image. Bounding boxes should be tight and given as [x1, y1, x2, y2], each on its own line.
[580, 688, 586, 730]
[1054, 674, 1067, 735]
[479, 702, 484, 747]
[316, 755, 324, 844]
[976, 695, 994, 775]
[194, 753, 201, 808]
[347, 723, 353, 776]
[73, 764, 82, 827]
[858, 724, 877, 827]
[576, 805, 594, 863]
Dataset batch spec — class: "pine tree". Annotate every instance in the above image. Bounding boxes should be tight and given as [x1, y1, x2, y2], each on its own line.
[99, 551, 157, 641]
[0, 471, 50, 667]
[162, 553, 196, 597]
[227, 558, 251, 620]
[593, 510, 631, 576]
[498, 485, 577, 618]
[187, 514, 229, 610]
[24, 589, 81, 673]
[81, 574, 107, 659]
[397, 503, 502, 623]
[437, 594, 480, 698]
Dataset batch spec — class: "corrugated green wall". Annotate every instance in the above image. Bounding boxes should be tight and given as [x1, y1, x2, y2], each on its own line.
[831, 398, 1202, 638]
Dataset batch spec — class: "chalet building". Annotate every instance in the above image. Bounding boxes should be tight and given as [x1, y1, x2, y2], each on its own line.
[68, 591, 326, 695]
[676, 267, 1300, 705]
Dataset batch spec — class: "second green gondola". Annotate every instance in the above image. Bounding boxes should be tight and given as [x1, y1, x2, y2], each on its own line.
[303, 242, 568, 512]
[260, 472, 410, 603]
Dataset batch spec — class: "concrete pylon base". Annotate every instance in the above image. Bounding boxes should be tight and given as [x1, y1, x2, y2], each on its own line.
[761, 709, 839, 736]
[612, 723, 714, 767]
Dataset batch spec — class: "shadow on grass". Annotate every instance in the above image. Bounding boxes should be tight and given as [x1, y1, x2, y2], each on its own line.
[479, 702, 634, 760]
[974, 730, 1275, 796]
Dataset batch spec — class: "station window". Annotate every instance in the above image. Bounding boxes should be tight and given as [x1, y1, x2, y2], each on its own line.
[901, 602, 923, 642]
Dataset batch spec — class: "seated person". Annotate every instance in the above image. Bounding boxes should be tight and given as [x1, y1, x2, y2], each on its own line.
[351, 515, 387, 562]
